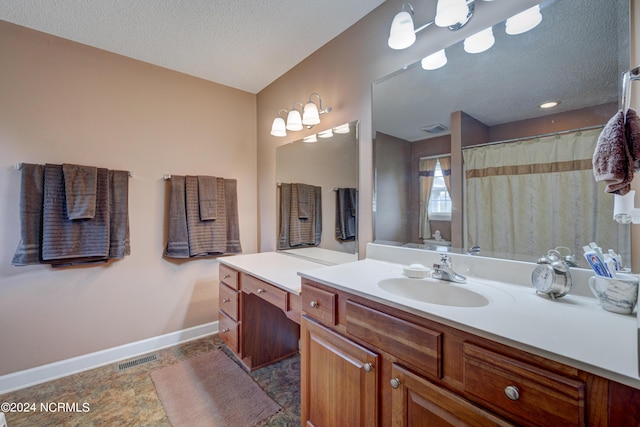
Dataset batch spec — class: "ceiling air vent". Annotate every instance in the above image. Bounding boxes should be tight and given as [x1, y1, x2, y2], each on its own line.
[421, 123, 449, 134]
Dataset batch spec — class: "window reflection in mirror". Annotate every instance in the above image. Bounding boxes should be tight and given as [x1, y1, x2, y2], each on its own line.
[276, 120, 359, 264]
[372, 0, 631, 267]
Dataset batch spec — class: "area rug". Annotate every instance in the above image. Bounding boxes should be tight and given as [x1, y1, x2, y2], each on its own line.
[151, 350, 281, 427]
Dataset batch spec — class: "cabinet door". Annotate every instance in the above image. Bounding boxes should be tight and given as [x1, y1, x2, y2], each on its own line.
[390, 364, 515, 427]
[301, 316, 379, 427]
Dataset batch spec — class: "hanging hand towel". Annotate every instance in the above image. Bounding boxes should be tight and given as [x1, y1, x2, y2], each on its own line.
[593, 110, 634, 195]
[185, 176, 227, 256]
[42, 164, 110, 261]
[109, 170, 131, 258]
[12, 163, 44, 266]
[224, 179, 242, 254]
[626, 108, 640, 171]
[296, 183, 312, 219]
[197, 175, 218, 220]
[62, 163, 97, 219]
[164, 175, 190, 258]
[278, 183, 292, 249]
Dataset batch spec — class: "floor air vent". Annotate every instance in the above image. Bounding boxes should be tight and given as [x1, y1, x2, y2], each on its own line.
[115, 354, 159, 372]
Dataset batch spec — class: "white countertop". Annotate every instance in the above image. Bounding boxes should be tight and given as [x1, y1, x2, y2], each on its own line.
[218, 252, 327, 295]
[298, 255, 640, 390]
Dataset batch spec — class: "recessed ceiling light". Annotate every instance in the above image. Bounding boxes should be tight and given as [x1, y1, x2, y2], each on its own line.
[539, 101, 559, 109]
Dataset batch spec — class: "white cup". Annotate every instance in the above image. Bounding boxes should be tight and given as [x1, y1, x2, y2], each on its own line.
[588, 273, 639, 314]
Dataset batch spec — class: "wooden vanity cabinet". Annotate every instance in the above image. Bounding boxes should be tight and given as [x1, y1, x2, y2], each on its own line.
[301, 277, 640, 427]
[217, 264, 300, 371]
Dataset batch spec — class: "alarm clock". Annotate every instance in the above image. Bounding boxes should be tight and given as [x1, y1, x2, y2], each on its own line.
[531, 250, 572, 299]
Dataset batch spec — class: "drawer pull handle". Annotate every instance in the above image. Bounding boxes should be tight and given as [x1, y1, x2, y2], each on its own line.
[310, 300, 319, 308]
[221, 328, 230, 334]
[223, 274, 231, 279]
[222, 298, 230, 303]
[390, 378, 401, 389]
[363, 363, 373, 372]
[504, 385, 520, 401]
[257, 288, 265, 294]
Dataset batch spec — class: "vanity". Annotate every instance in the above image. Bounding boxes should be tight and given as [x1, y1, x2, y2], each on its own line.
[298, 244, 640, 426]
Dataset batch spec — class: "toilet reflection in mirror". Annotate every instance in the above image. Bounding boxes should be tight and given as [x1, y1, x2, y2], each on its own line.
[276, 121, 359, 263]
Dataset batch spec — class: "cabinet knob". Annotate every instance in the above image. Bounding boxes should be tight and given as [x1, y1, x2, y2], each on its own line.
[223, 274, 231, 279]
[504, 385, 520, 401]
[390, 378, 401, 389]
[363, 363, 373, 372]
[221, 328, 230, 334]
[257, 288, 264, 294]
[310, 300, 319, 308]
[222, 298, 230, 303]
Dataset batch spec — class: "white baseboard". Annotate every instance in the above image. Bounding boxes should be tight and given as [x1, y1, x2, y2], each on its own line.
[0, 321, 218, 395]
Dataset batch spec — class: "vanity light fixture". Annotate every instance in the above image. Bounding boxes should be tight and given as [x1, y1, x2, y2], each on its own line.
[463, 26, 495, 53]
[318, 128, 334, 138]
[333, 123, 351, 134]
[303, 134, 318, 143]
[539, 101, 559, 109]
[388, 3, 417, 50]
[505, 5, 542, 35]
[286, 102, 304, 131]
[270, 109, 288, 137]
[421, 49, 448, 70]
[271, 95, 332, 137]
[435, 0, 472, 28]
[303, 93, 332, 126]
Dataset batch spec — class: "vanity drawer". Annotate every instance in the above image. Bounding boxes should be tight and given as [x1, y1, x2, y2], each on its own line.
[346, 300, 442, 380]
[242, 274, 288, 311]
[462, 343, 585, 426]
[219, 282, 239, 321]
[219, 264, 239, 290]
[218, 310, 239, 354]
[301, 281, 337, 325]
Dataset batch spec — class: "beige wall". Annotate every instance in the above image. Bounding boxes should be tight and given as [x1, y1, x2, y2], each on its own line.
[0, 21, 257, 375]
[256, 0, 542, 256]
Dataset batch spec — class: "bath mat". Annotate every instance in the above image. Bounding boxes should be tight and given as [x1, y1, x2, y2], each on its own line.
[151, 350, 281, 427]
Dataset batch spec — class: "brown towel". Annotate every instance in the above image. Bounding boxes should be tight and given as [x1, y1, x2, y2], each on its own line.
[62, 163, 97, 219]
[185, 175, 227, 256]
[335, 188, 357, 241]
[197, 175, 218, 220]
[42, 164, 110, 261]
[296, 183, 311, 219]
[289, 184, 322, 247]
[278, 183, 292, 250]
[224, 179, 242, 254]
[109, 170, 131, 258]
[12, 164, 44, 266]
[593, 110, 634, 195]
[627, 109, 640, 171]
[164, 175, 190, 258]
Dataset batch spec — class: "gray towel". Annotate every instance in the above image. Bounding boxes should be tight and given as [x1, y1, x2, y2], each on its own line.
[164, 175, 190, 258]
[593, 110, 634, 195]
[185, 175, 227, 256]
[289, 184, 322, 247]
[62, 163, 97, 219]
[42, 164, 110, 261]
[224, 179, 242, 254]
[278, 183, 292, 250]
[335, 188, 357, 241]
[12, 163, 44, 266]
[296, 183, 311, 219]
[109, 170, 131, 258]
[198, 175, 218, 220]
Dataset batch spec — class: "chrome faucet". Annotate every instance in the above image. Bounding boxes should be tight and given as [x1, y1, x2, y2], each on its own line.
[432, 254, 467, 283]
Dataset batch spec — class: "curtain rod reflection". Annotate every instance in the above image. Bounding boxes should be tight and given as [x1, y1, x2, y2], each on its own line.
[277, 182, 345, 191]
[462, 124, 605, 150]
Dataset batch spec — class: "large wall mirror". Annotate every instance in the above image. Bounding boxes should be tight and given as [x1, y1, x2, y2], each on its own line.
[373, 0, 631, 267]
[277, 120, 359, 263]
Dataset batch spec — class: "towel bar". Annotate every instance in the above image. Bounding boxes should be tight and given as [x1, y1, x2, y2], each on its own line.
[15, 162, 133, 177]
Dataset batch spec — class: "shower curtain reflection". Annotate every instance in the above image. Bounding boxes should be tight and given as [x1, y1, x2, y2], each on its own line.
[464, 128, 629, 264]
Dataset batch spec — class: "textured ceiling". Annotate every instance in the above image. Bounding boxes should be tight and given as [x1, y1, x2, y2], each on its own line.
[373, 0, 629, 142]
[0, 0, 385, 93]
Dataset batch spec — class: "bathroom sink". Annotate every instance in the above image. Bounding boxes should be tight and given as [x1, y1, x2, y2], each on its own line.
[377, 278, 489, 307]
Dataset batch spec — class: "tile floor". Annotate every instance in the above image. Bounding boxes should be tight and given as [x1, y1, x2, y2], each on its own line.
[0, 335, 301, 426]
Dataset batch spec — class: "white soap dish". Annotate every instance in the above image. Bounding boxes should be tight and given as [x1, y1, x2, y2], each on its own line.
[403, 264, 431, 279]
